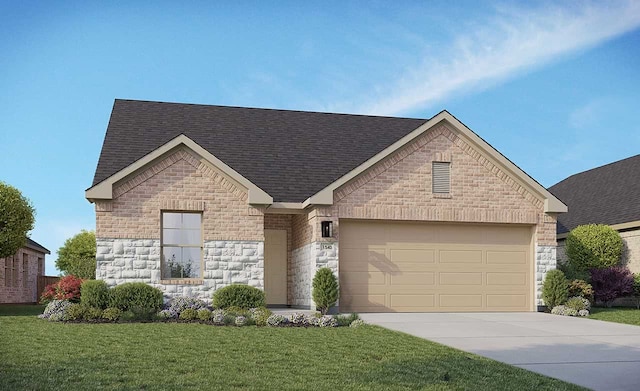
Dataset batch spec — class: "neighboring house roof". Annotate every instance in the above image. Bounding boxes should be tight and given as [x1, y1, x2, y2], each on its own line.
[88, 99, 566, 212]
[25, 238, 50, 254]
[549, 154, 640, 235]
[92, 99, 427, 203]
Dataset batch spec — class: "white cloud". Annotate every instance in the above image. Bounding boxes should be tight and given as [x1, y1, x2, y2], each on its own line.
[354, 1, 640, 116]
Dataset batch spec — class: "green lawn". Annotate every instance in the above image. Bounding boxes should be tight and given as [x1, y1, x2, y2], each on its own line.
[0, 305, 584, 391]
[589, 307, 640, 326]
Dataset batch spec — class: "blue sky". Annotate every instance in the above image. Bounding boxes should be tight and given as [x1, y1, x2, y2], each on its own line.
[1, 1, 639, 275]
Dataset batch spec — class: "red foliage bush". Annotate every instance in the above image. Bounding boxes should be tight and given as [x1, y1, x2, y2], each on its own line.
[40, 275, 84, 304]
[590, 266, 634, 306]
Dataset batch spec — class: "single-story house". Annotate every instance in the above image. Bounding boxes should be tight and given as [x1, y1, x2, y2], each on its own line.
[86, 99, 566, 312]
[0, 238, 50, 303]
[549, 154, 640, 273]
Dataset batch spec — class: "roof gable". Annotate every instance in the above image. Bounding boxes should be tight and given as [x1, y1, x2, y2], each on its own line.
[549, 154, 640, 234]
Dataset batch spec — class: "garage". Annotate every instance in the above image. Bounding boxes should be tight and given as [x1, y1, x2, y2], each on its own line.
[339, 220, 533, 313]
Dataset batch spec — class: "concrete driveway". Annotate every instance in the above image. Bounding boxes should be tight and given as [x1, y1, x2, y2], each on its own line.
[359, 312, 640, 391]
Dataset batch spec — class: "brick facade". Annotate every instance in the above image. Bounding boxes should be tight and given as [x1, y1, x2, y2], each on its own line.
[0, 247, 46, 303]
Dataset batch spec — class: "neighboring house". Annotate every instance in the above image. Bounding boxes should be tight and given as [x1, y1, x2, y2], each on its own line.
[86, 99, 566, 312]
[549, 154, 640, 273]
[0, 239, 50, 303]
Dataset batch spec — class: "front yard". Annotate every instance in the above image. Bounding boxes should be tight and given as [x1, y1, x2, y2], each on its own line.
[589, 307, 640, 326]
[0, 305, 584, 390]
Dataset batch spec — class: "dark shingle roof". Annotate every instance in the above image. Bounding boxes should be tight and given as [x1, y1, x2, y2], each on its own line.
[92, 99, 428, 202]
[26, 238, 50, 254]
[548, 154, 640, 234]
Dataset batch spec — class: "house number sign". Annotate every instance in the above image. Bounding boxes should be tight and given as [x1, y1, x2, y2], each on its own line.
[321, 243, 333, 250]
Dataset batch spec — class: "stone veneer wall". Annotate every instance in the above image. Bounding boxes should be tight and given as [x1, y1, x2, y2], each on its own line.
[289, 241, 338, 308]
[535, 246, 556, 306]
[96, 238, 263, 300]
[0, 247, 46, 303]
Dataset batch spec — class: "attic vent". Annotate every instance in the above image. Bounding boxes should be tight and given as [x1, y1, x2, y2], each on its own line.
[432, 162, 450, 194]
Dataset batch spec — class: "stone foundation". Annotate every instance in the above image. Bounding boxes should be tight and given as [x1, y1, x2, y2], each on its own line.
[289, 241, 338, 309]
[96, 238, 263, 301]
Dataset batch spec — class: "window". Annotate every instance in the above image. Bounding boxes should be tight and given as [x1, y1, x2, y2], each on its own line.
[432, 161, 451, 194]
[23, 253, 29, 287]
[161, 212, 202, 279]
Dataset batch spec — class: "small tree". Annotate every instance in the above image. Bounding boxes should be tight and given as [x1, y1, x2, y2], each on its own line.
[632, 274, 640, 310]
[0, 181, 35, 258]
[312, 267, 339, 315]
[590, 266, 634, 307]
[542, 269, 568, 309]
[56, 230, 97, 279]
[565, 224, 623, 272]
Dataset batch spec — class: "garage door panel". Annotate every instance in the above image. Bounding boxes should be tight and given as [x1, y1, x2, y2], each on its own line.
[486, 294, 527, 308]
[339, 221, 532, 313]
[487, 251, 527, 264]
[486, 272, 527, 286]
[439, 294, 483, 308]
[389, 248, 435, 263]
[390, 294, 435, 308]
[439, 250, 483, 264]
[390, 272, 435, 286]
[340, 271, 386, 286]
[439, 272, 482, 285]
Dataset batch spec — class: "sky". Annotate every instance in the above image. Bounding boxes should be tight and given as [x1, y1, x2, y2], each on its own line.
[1, 1, 639, 275]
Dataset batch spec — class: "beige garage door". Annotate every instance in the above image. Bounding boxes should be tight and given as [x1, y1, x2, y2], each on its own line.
[339, 220, 533, 312]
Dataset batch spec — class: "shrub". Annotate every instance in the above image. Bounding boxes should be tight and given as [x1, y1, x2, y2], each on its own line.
[541, 269, 568, 309]
[108, 283, 163, 312]
[633, 274, 640, 310]
[197, 308, 212, 321]
[84, 306, 103, 321]
[212, 284, 266, 309]
[267, 314, 287, 327]
[211, 309, 226, 325]
[590, 266, 634, 306]
[102, 307, 122, 321]
[179, 308, 198, 320]
[558, 262, 591, 282]
[289, 312, 309, 326]
[235, 316, 247, 326]
[567, 279, 594, 303]
[565, 224, 623, 272]
[64, 303, 87, 321]
[166, 296, 208, 314]
[81, 280, 110, 309]
[40, 275, 84, 304]
[318, 315, 339, 327]
[349, 319, 366, 328]
[565, 296, 590, 312]
[250, 307, 272, 327]
[334, 313, 360, 327]
[550, 305, 586, 317]
[39, 300, 73, 321]
[312, 267, 339, 315]
[157, 309, 179, 320]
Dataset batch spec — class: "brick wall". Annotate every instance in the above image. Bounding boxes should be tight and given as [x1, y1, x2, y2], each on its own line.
[96, 147, 264, 241]
[0, 247, 46, 303]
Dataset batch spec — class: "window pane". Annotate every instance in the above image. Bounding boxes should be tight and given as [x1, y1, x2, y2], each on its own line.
[182, 247, 201, 278]
[182, 229, 201, 246]
[163, 213, 182, 229]
[162, 247, 181, 278]
[182, 213, 201, 229]
[163, 228, 182, 245]
[162, 247, 200, 279]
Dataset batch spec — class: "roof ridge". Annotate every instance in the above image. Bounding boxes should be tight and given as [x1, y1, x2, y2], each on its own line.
[113, 98, 430, 121]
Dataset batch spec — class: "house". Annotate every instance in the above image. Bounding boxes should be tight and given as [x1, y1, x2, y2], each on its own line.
[86, 99, 566, 312]
[0, 238, 50, 303]
[549, 154, 640, 273]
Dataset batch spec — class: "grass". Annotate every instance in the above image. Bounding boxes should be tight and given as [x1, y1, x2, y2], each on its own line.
[0, 305, 584, 391]
[589, 307, 640, 326]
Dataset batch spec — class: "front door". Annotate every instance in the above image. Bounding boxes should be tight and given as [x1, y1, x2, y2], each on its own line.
[264, 229, 287, 305]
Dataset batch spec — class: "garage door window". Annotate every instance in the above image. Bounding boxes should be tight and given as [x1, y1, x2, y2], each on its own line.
[432, 162, 450, 194]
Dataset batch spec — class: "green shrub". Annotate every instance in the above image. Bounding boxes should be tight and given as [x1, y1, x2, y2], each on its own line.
[633, 274, 640, 310]
[565, 296, 590, 312]
[567, 279, 594, 303]
[197, 308, 212, 321]
[312, 267, 339, 315]
[179, 308, 198, 320]
[84, 306, 103, 321]
[108, 283, 163, 312]
[334, 313, 360, 327]
[212, 284, 266, 309]
[250, 307, 272, 326]
[64, 303, 88, 321]
[102, 307, 122, 321]
[81, 280, 110, 309]
[557, 261, 591, 282]
[542, 269, 568, 309]
[565, 224, 623, 271]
